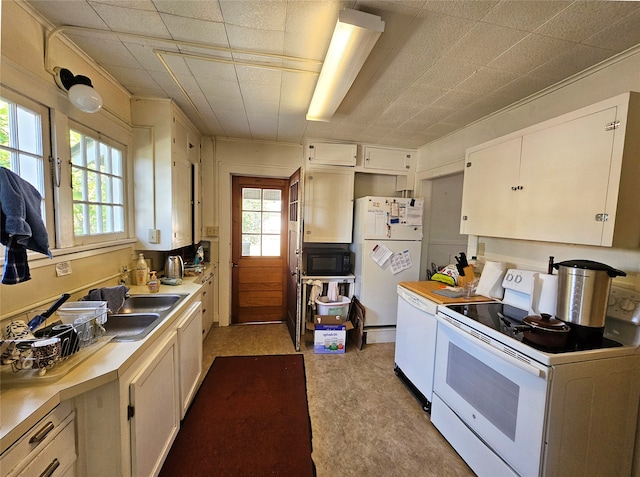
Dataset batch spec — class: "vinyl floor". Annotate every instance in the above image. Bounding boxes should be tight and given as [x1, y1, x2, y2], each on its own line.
[199, 323, 474, 477]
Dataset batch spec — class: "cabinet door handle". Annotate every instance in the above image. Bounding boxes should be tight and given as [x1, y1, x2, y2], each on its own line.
[29, 421, 55, 444]
[39, 458, 60, 477]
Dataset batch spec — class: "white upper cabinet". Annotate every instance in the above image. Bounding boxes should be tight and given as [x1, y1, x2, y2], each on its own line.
[363, 146, 413, 172]
[132, 98, 201, 250]
[307, 142, 357, 166]
[303, 167, 354, 243]
[461, 92, 640, 248]
[460, 137, 522, 238]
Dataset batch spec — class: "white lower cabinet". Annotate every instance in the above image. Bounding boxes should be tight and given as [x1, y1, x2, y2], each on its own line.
[1, 401, 76, 477]
[129, 332, 180, 477]
[77, 300, 203, 477]
[200, 271, 215, 339]
[177, 302, 203, 419]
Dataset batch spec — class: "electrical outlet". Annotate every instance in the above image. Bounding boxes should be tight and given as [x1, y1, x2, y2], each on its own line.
[148, 229, 160, 243]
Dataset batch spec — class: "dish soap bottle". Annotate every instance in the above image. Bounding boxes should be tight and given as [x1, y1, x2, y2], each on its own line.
[119, 266, 130, 286]
[147, 271, 159, 293]
[135, 253, 148, 286]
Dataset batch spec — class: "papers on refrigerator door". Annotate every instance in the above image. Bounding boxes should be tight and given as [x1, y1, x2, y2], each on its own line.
[370, 243, 413, 274]
[370, 243, 393, 268]
[389, 249, 412, 274]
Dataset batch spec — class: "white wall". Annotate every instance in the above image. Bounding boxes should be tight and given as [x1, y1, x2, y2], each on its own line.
[1, 2, 136, 318]
[416, 46, 640, 280]
[215, 139, 303, 326]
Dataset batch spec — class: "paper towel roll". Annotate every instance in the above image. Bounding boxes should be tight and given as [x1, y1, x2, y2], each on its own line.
[476, 261, 507, 299]
[532, 273, 558, 316]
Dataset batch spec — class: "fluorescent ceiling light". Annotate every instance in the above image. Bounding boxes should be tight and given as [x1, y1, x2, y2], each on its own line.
[306, 9, 384, 122]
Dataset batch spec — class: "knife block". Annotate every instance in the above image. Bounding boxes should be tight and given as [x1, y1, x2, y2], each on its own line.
[457, 266, 476, 287]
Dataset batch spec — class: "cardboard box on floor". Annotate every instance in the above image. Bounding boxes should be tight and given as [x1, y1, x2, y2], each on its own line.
[306, 315, 354, 354]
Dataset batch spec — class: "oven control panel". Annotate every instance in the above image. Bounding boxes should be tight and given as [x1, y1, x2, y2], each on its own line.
[607, 287, 640, 325]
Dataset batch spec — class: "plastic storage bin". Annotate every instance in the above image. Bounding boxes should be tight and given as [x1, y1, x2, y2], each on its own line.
[315, 296, 350, 318]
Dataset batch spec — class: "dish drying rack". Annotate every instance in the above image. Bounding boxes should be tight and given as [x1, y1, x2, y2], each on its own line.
[0, 306, 112, 382]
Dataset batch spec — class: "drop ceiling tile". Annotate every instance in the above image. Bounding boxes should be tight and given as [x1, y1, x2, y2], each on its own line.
[106, 65, 160, 90]
[27, 1, 109, 29]
[89, 2, 171, 37]
[409, 105, 453, 126]
[219, 0, 287, 31]
[414, 58, 479, 90]
[284, 1, 342, 36]
[494, 74, 557, 102]
[65, 33, 141, 69]
[444, 22, 528, 66]
[123, 42, 170, 72]
[482, 1, 571, 31]
[240, 82, 281, 104]
[488, 33, 575, 74]
[147, 70, 184, 96]
[374, 51, 440, 85]
[283, 31, 331, 62]
[225, 24, 285, 55]
[153, 0, 224, 22]
[244, 100, 279, 115]
[216, 110, 250, 131]
[431, 90, 481, 110]
[538, 1, 640, 43]
[408, 10, 476, 59]
[279, 73, 316, 108]
[235, 65, 282, 85]
[422, 0, 499, 21]
[186, 57, 237, 82]
[356, 1, 423, 50]
[583, 9, 640, 52]
[454, 67, 519, 95]
[529, 44, 612, 82]
[159, 53, 191, 75]
[247, 112, 279, 136]
[198, 78, 243, 101]
[160, 13, 229, 44]
[276, 118, 306, 140]
[91, 1, 156, 10]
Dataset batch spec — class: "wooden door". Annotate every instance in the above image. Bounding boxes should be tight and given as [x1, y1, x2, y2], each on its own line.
[231, 176, 288, 323]
[285, 168, 303, 350]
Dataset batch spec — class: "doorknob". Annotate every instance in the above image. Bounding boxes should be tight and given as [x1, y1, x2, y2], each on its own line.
[231, 262, 239, 268]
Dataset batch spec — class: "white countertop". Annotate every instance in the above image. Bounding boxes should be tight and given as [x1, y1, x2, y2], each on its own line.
[0, 278, 203, 454]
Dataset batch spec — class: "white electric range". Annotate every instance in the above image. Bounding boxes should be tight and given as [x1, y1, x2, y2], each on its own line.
[432, 269, 640, 477]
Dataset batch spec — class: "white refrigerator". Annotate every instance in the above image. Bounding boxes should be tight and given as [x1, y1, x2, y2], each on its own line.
[350, 196, 423, 343]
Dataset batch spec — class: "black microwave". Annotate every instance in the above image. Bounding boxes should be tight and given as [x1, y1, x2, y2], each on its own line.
[304, 249, 352, 276]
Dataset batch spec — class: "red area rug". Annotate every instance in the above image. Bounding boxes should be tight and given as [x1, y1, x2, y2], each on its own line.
[159, 354, 315, 477]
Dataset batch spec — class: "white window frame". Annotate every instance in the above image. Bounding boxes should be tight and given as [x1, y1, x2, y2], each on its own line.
[0, 89, 54, 260]
[68, 122, 127, 246]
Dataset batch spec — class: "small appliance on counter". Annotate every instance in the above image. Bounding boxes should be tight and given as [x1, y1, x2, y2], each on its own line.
[553, 259, 626, 347]
[164, 255, 184, 279]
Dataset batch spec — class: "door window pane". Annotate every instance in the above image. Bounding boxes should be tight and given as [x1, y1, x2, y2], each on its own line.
[241, 187, 282, 257]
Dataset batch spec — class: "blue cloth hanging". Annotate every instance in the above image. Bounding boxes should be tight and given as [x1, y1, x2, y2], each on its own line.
[0, 167, 52, 284]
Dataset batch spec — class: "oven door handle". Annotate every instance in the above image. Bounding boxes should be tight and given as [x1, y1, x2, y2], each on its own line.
[438, 315, 546, 378]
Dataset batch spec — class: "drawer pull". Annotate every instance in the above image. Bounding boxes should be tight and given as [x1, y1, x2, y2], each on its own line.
[29, 421, 55, 444]
[39, 458, 60, 477]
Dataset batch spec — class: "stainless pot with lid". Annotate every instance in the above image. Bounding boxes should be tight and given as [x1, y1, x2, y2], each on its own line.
[553, 259, 626, 329]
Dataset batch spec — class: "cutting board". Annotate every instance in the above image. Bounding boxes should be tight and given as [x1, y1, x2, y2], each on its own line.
[399, 281, 494, 305]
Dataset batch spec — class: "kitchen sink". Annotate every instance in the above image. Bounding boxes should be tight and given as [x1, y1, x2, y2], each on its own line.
[104, 293, 188, 341]
[116, 294, 186, 314]
[103, 313, 162, 341]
